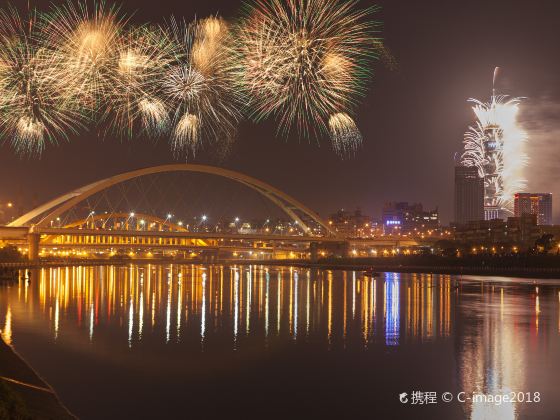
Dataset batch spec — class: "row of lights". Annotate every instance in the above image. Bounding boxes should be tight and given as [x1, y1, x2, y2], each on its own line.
[54, 211, 316, 236]
[317, 248, 421, 258]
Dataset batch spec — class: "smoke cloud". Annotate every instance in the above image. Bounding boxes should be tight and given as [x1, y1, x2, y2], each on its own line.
[521, 97, 560, 223]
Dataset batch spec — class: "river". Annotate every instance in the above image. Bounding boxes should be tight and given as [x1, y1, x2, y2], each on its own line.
[0, 265, 559, 419]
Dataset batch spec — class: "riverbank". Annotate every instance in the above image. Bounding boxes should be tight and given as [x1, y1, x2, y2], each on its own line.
[1, 255, 560, 279]
[273, 261, 560, 279]
[0, 258, 207, 269]
[0, 338, 74, 419]
[252, 255, 560, 279]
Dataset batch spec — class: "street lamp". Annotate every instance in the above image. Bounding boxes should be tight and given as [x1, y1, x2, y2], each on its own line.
[124, 212, 135, 230]
[161, 213, 173, 230]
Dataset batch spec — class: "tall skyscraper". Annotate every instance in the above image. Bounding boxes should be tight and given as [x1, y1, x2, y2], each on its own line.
[454, 166, 484, 225]
[514, 193, 553, 225]
[459, 68, 528, 220]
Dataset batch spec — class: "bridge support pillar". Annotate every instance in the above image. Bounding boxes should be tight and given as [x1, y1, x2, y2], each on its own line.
[310, 242, 319, 262]
[28, 233, 40, 262]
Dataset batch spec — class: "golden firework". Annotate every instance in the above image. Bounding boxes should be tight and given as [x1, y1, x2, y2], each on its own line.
[329, 112, 362, 157]
[161, 17, 241, 157]
[235, 0, 379, 143]
[0, 7, 86, 156]
[40, 1, 126, 109]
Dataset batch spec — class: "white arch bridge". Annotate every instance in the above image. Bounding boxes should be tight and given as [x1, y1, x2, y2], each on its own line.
[0, 164, 418, 262]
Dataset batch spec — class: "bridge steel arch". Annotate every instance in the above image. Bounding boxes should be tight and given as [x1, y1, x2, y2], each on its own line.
[10, 164, 337, 237]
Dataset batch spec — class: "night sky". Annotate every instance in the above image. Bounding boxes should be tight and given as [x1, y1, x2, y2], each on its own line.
[1, 0, 559, 223]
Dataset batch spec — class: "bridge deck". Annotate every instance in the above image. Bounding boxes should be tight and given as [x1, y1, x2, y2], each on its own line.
[1, 226, 419, 246]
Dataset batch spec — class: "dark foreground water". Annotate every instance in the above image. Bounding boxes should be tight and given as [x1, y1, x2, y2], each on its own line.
[0, 265, 559, 420]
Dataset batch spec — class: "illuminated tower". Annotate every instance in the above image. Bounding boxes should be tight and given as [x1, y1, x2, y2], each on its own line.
[460, 67, 528, 220]
[481, 105, 503, 220]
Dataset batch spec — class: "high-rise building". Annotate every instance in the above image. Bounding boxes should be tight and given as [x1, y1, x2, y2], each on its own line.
[328, 208, 378, 238]
[382, 202, 439, 234]
[454, 166, 484, 225]
[514, 193, 553, 225]
[454, 214, 538, 248]
[459, 68, 528, 220]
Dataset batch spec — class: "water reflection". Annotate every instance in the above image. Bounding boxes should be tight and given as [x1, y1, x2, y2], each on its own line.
[1, 305, 11, 345]
[456, 281, 556, 420]
[0, 266, 558, 420]
[1, 266, 454, 349]
[385, 275, 400, 345]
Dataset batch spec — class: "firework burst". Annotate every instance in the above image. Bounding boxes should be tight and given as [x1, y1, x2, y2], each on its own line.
[40, 1, 126, 110]
[0, 7, 85, 156]
[161, 17, 241, 157]
[105, 25, 177, 138]
[235, 0, 379, 143]
[137, 97, 169, 137]
[0, 1, 378, 158]
[461, 91, 528, 215]
[329, 112, 362, 157]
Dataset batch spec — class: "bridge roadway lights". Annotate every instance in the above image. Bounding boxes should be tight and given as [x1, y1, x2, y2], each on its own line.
[28, 233, 40, 262]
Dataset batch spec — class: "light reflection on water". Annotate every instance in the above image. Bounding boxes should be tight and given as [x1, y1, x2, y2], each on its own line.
[0, 265, 559, 420]
[32, 265, 449, 347]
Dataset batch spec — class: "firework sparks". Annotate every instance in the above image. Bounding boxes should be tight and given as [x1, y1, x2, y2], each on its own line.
[235, 0, 379, 143]
[461, 71, 528, 215]
[192, 16, 228, 74]
[373, 39, 398, 71]
[173, 113, 199, 153]
[0, 7, 85, 156]
[138, 97, 169, 137]
[107, 25, 176, 138]
[161, 17, 241, 157]
[40, 1, 126, 109]
[0, 1, 378, 158]
[329, 112, 362, 157]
